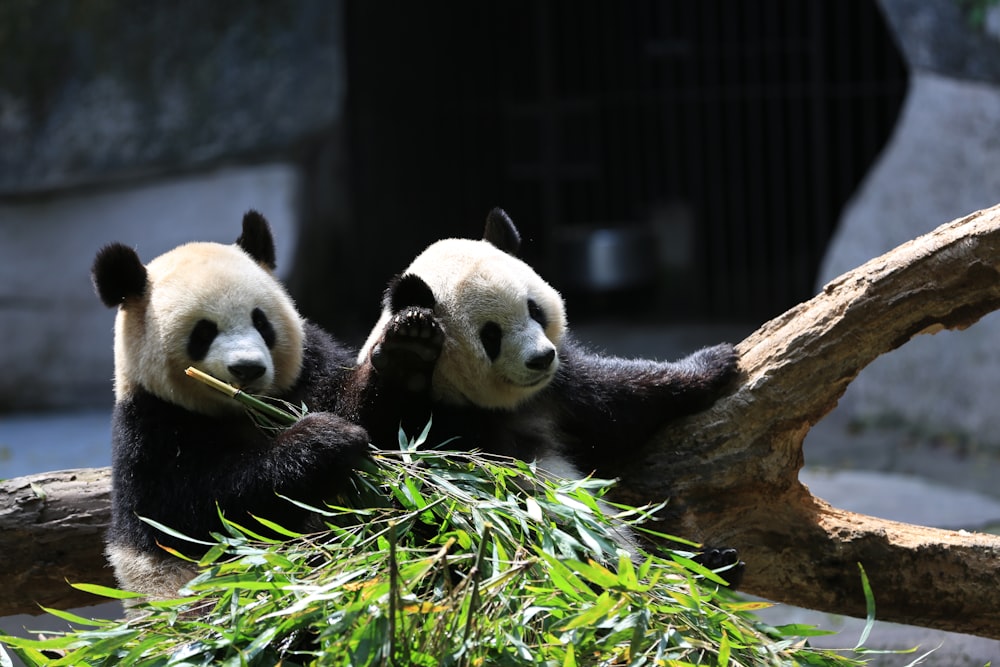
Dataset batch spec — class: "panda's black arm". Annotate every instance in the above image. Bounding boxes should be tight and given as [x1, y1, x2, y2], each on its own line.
[551, 337, 738, 468]
[111, 392, 369, 553]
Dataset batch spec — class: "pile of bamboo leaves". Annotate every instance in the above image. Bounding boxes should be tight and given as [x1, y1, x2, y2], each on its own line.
[0, 372, 914, 666]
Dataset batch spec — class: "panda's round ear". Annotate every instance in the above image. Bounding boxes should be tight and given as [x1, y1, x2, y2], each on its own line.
[92, 243, 148, 308]
[236, 210, 277, 270]
[385, 273, 436, 313]
[483, 207, 521, 255]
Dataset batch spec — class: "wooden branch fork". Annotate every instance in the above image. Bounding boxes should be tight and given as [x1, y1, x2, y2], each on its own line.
[4, 205, 1000, 639]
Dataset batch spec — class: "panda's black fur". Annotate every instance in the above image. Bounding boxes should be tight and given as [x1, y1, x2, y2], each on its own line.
[93, 211, 369, 601]
[343, 208, 743, 582]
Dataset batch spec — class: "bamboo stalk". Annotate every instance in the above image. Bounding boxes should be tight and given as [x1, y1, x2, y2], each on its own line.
[185, 367, 299, 426]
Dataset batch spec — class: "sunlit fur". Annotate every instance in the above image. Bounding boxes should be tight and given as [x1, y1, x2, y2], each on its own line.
[360, 238, 566, 409]
[113, 242, 304, 416]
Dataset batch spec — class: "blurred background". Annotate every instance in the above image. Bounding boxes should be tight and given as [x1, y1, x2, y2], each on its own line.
[4, 1, 1000, 660]
[0, 0, 910, 408]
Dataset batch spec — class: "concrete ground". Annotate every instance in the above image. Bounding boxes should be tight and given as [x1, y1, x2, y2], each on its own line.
[2, 322, 999, 664]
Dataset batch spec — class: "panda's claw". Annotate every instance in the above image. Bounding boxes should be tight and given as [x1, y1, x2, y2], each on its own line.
[372, 307, 444, 392]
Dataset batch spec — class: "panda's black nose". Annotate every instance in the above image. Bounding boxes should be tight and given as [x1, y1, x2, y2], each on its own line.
[526, 349, 555, 371]
[228, 363, 266, 384]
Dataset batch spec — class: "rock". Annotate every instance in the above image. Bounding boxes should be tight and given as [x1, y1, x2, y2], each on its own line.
[877, 0, 1000, 82]
[0, 1, 345, 194]
[0, 164, 299, 412]
[818, 1, 1000, 449]
[818, 71, 1000, 446]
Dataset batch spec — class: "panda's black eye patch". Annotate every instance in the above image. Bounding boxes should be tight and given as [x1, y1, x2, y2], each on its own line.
[528, 299, 547, 327]
[252, 308, 276, 348]
[187, 319, 218, 361]
[479, 321, 502, 361]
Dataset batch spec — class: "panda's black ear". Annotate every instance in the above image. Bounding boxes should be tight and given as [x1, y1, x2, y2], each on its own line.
[92, 243, 148, 308]
[236, 210, 277, 270]
[483, 207, 521, 255]
[385, 273, 436, 313]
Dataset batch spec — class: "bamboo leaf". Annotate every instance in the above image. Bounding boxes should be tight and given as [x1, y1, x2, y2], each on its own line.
[139, 515, 217, 547]
[69, 581, 145, 600]
[35, 606, 114, 628]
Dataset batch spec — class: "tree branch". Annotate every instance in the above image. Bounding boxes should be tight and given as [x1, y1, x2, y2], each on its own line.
[4, 205, 1000, 639]
[615, 203, 1000, 640]
[0, 468, 115, 615]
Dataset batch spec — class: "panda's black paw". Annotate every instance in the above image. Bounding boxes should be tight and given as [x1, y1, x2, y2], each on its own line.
[371, 307, 444, 392]
[282, 412, 371, 466]
[692, 546, 745, 589]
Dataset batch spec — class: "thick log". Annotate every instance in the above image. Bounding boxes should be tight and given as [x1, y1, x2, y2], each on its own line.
[3, 205, 1000, 639]
[615, 203, 1000, 639]
[0, 468, 115, 615]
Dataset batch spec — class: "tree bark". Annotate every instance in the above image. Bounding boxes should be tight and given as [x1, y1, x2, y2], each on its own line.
[4, 205, 1000, 638]
[614, 203, 1000, 640]
[0, 468, 115, 616]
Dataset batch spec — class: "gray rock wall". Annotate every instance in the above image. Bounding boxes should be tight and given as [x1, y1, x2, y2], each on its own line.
[0, 1, 345, 194]
[819, 0, 1000, 446]
[0, 2, 348, 412]
[0, 165, 300, 412]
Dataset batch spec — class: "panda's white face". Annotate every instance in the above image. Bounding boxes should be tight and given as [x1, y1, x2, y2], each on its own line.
[114, 242, 304, 416]
[401, 238, 567, 409]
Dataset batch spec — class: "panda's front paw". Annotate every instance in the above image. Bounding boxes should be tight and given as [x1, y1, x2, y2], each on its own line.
[692, 546, 745, 589]
[282, 412, 370, 466]
[371, 307, 444, 392]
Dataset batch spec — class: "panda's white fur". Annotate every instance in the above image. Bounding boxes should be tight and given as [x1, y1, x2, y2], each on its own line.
[360, 237, 567, 410]
[113, 241, 304, 416]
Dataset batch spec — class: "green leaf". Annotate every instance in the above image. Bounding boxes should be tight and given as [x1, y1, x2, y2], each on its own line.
[855, 562, 876, 650]
[564, 559, 619, 589]
[188, 574, 286, 592]
[562, 641, 577, 667]
[35, 606, 113, 628]
[717, 629, 731, 666]
[771, 623, 838, 638]
[69, 581, 145, 600]
[198, 542, 229, 567]
[138, 515, 216, 547]
[558, 591, 622, 631]
[219, 514, 280, 543]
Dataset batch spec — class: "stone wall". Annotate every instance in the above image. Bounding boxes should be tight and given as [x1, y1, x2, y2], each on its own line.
[818, 0, 1000, 446]
[0, 1, 347, 412]
[0, 165, 299, 412]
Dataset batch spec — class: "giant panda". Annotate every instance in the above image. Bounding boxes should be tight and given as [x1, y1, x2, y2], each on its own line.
[348, 207, 738, 475]
[92, 211, 369, 603]
[341, 208, 742, 578]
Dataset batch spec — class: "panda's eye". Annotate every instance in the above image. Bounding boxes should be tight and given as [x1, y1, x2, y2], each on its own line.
[479, 322, 502, 361]
[528, 299, 547, 327]
[252, 308, 276, 348]
[188, 319, 218, 361]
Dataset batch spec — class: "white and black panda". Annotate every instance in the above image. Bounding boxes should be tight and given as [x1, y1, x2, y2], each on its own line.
[342, 208, 742, 578]
[348, 207, 737, 474]
[92, 211, 369, 602]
